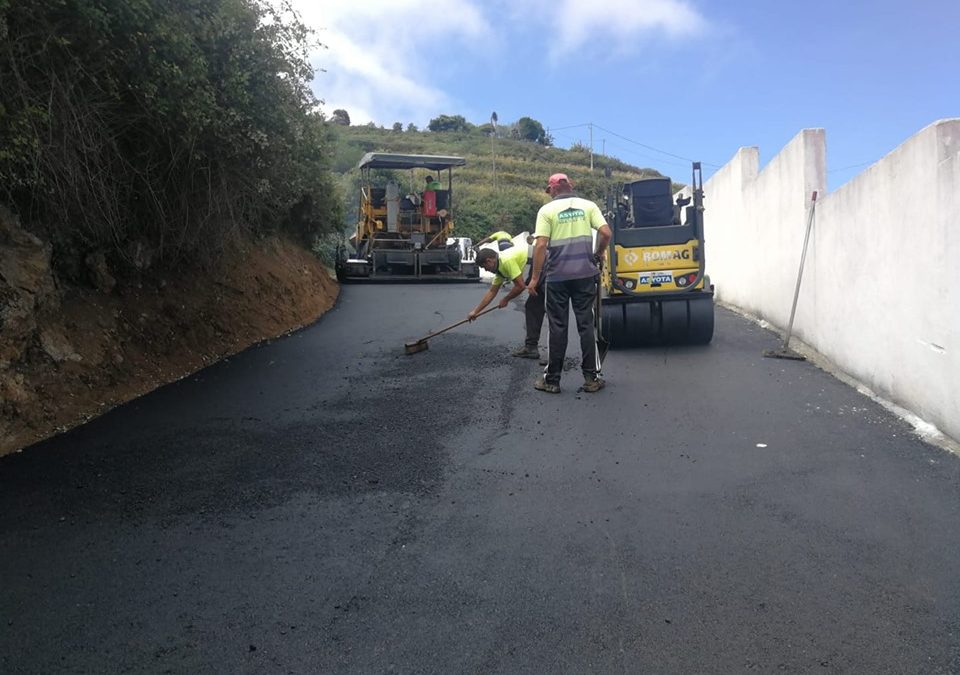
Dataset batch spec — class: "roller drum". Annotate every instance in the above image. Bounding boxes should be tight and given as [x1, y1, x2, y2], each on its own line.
[601, 295, 714, 347]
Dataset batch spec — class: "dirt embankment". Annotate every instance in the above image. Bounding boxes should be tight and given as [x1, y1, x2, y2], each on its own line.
[0, 209, 338, 456]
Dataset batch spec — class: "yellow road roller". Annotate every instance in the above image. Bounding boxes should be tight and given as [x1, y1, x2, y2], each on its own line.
[600, 162, 714, 346]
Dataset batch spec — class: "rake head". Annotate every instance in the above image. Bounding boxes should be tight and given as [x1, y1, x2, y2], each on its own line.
[763, 347, 806, 361]
[404, 340, 429, 355]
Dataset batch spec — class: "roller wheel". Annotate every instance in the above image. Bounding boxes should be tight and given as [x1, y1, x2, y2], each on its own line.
[601, 295, 714, 347]
[602, 301, 656, 347]
[623, 302, 656, 346]
[685, 296, 714, 344]
[601, 303, 628, 346]
[659, 300, 688, 344]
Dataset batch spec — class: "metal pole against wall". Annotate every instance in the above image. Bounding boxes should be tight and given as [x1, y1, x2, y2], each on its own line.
[763, 191, 818, 361]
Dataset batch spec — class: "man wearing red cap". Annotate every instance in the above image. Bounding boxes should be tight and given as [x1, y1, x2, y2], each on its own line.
[527, 173, 612, 393]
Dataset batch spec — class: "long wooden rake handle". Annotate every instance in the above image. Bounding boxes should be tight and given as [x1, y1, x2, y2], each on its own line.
[416, 305, 499, 342]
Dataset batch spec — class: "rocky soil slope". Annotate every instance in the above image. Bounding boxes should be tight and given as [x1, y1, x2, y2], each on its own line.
[0, 208, 338, 456]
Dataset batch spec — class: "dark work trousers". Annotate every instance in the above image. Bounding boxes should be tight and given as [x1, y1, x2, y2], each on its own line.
[544, 275, 599, 384]
[524, 273, 546, 350]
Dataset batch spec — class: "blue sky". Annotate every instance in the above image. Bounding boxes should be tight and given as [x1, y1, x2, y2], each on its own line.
[294, 0, 958, 188]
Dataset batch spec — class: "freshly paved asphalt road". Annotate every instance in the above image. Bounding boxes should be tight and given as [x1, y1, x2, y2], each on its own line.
[2, 284, 959, 674]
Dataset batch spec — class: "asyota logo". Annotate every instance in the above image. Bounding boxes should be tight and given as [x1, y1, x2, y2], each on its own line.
[558, 208, 585, 222]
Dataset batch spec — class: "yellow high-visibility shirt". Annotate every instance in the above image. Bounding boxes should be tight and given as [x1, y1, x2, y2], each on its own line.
[492, 244, 528, 287]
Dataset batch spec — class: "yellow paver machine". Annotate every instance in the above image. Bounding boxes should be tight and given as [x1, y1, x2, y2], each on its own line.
[599, 162, 714, 348]
[335, 153, 479, 282]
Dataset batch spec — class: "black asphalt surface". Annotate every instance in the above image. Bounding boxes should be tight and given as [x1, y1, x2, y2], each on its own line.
[2, 284, 959, 674]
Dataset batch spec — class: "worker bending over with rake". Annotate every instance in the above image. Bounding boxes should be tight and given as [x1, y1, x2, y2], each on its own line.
[468, 247, 545, 359]
[527, 173, 612, 393]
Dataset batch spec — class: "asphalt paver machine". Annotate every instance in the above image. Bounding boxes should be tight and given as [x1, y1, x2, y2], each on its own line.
[336, 153, 479, 282]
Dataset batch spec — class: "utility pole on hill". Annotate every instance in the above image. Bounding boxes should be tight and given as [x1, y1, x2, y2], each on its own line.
[589, 122, 594, 172]
[491, 111, 498, 191]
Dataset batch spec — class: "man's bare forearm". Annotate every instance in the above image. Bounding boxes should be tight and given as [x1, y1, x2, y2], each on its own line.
[472, 287, 497, 314]
[530, 241, 547, 281]
[503, 278, 526, 302]
[595, 225, 612, 257]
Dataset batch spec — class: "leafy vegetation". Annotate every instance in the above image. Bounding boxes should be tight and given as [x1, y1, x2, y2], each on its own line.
[328, 122, 675, 244]
[0, 0, 342, 277]
[516, 117, 551, 146]
[427, 114, 471, 133]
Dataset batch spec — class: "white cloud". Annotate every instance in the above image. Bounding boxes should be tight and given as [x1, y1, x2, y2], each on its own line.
[562, 0, 706, 46]
[287, 0, 496, 125]
[285, 0, 710, 124]
[503, 0, 708, 60]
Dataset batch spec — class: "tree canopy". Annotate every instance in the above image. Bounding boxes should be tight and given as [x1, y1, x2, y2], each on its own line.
[517, 117, 552, 146]
[0, 0, 342, 273]
[428, 114, 471, 133]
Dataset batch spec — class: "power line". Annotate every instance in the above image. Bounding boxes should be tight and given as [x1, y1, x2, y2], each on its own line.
[547, 120, 722, 168]
[593, 123, 722, 167]
[827, 159, 876, 174]
[599, 138, 696, 170]
[551, 130, 696, 172]
[553, 120, 879, 178]
[549, 123, 591, 132]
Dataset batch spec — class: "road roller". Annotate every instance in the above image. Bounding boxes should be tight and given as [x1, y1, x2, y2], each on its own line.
[600, 162, 714, 347]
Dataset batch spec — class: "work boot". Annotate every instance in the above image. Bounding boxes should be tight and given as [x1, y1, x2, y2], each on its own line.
[533, 376, 561, 394]
[511, 346, 541, 360]
[581, 377, 606, 393]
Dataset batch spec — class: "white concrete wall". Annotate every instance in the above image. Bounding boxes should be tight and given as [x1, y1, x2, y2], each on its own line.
[703, 119, 960, 443]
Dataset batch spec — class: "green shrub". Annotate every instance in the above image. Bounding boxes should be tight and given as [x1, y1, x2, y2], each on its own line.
[0, 0, 342, 273]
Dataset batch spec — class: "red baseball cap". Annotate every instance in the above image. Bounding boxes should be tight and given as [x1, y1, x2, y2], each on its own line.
[545, 173, 573, 193]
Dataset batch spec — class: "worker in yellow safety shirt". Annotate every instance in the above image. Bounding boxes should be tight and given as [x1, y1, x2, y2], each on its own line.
[475, 230, 515, 251]
[467, 246, 546, 361]
[528, 172, 612, 393]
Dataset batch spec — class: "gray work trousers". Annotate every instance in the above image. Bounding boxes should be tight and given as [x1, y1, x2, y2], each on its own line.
[523, 263, 547, 351]
[524, 279, 546, 350]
